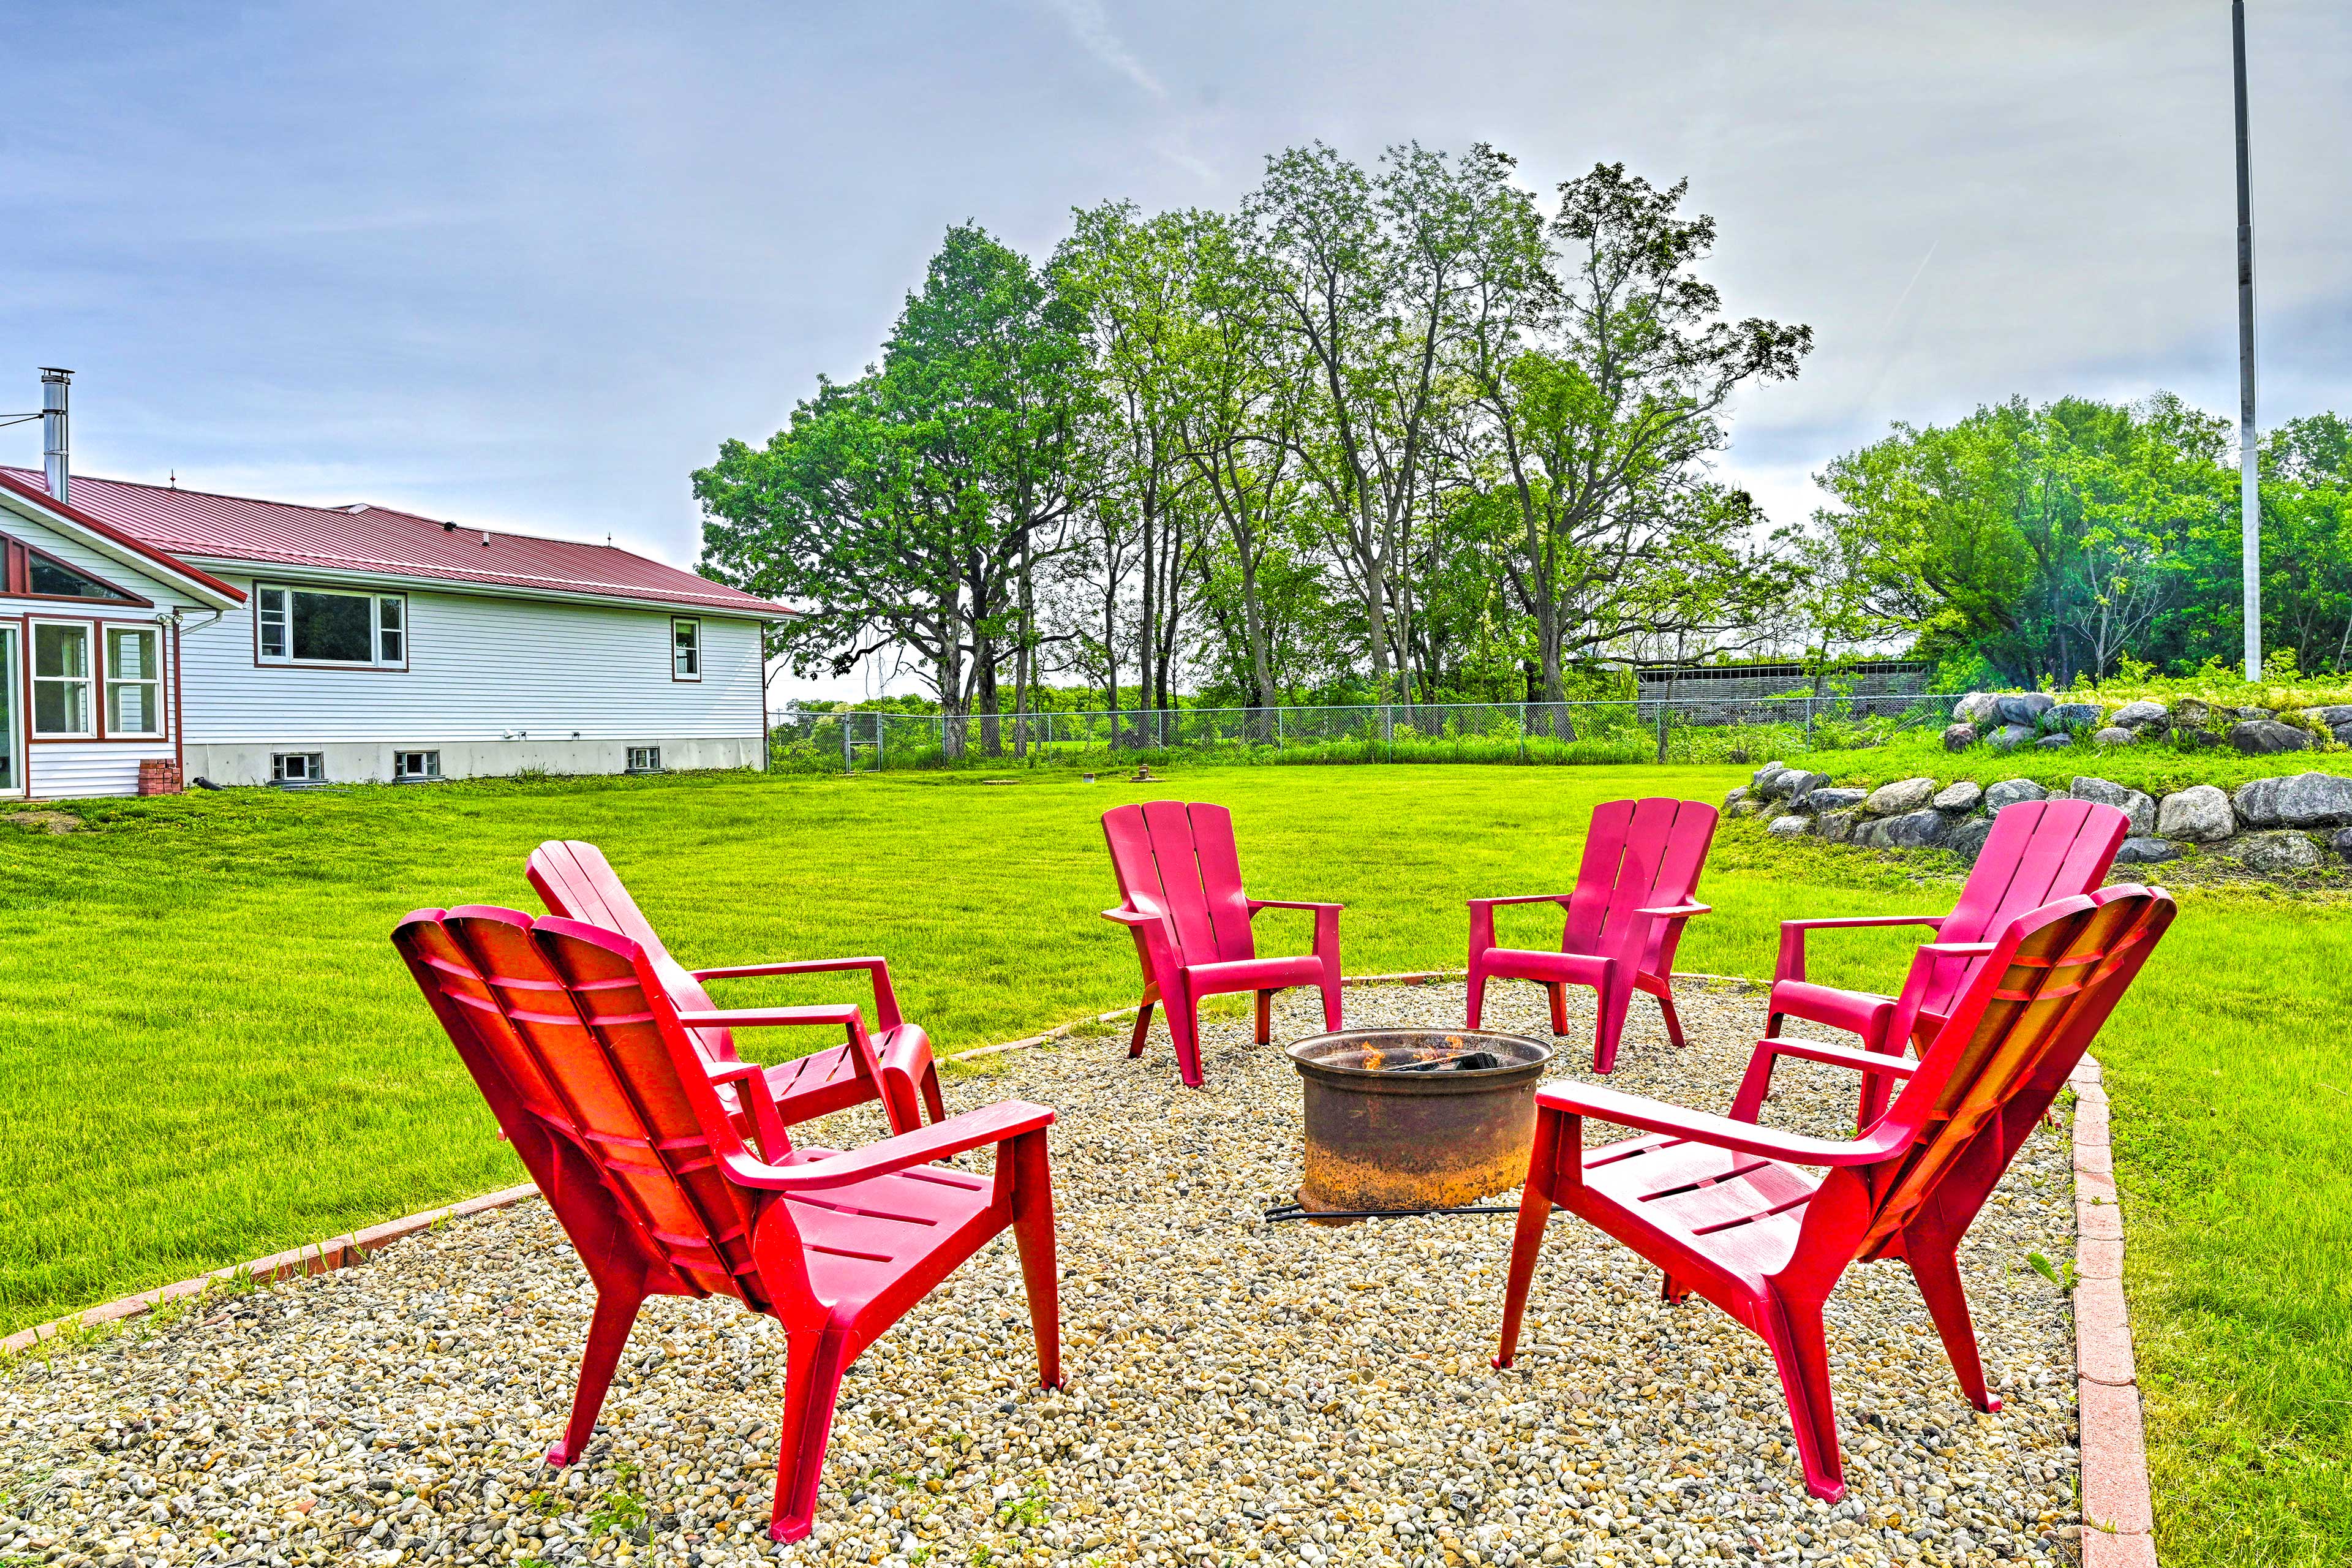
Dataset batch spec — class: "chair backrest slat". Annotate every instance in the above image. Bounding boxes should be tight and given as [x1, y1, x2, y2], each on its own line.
[1104, 802, 1259, 966]
[1913, 799, 2128, 1019]
[527, 840, 737, 1061]
[1561, 797, 1719, 963]
[394, 907, 788, 1309]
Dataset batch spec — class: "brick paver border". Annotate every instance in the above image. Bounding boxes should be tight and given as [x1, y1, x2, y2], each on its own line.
[2071, 1055, 2160, 1565]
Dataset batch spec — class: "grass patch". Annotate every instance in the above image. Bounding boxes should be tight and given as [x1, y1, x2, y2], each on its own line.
[0, 766, 2344, 1559]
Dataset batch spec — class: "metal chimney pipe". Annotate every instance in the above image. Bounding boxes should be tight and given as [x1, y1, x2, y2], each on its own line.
[40, 367, 71, 506]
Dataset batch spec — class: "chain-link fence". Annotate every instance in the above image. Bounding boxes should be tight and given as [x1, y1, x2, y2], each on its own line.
[766, 692, 1959, 774]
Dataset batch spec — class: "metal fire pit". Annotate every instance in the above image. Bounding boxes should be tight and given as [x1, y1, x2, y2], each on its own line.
[1281, 1028, 1551, 1223]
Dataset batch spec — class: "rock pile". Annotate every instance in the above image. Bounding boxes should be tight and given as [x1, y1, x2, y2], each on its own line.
[1733, 762, 2352, 875]
[1937, 691, 2352, 758]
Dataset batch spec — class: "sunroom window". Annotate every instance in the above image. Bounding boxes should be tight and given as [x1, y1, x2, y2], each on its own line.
[257, 584, 407, 666]
[106, 626, 164, 737]
[31, 623, 92, 737]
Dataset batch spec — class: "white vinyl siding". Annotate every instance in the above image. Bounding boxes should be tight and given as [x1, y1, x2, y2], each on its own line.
[180, 580, 766, 747]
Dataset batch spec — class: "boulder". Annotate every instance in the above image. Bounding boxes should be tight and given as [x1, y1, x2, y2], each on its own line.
[2332, 826, 2352, 862]
[2178, 728, 2229, 750]
[1752, 761, 1788, 793]
[2036, 734, 2077, 750]
[1864, 809, 1951, 850]
[1724, 785, 1751, 807]
[1996, 692, 2055, 726]
[2091, 727, 2137, 747]
[1988, 724, 2040, 750]
[2334, 722, 2352, 747]
[2155, 784, 2235, 843]
[2171, 697, 2212, 729]
[2228, 720, 2312, 755]
[1984, 778, 2047, 813]
[2230, 771, 2352, 829]
[2109, 700, 2169, 731]
[1931, 780, 1983, 813]
[2237, 831, 2320, 875]
[1781, 770, 1832, 805]
[1942, 722, 1980, 752]
[1951, 692, 2003, 726]
[2069, 777, 2155, 836]
[2236, 706, 2272, 722]
[2299, 704, 2352, 727]
[1862, 776, 1938, 816]
[1944, 815, 1996, 862]
[1805, 786, 1868, 813]
[2113, 836, 2182, 865]
[1766, 815, 1812, 839]
[1817, 808, 1863, 844]
[2048, 702, 2102, 731]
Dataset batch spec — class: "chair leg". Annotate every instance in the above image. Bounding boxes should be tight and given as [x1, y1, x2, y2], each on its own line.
[918, 1060, 947, 1125]
[1493, 1112, 1561, 1370]
[1592, 978, 1632, 1074]
[547, 1276, 645, 1465]
[1254, 989, 1273, 1046]
[1007, 1127, 1063, 1390]
[1764, 1011, 1784, 1038]
[1128, 1001, 1154, 1059]
[767, 1327, 854, 1542]
[1166, 992, 1205, 1088]
[1466, 965, 1488, 1029]
[1760, 1295, 1847, 1504]
[1659, 1270, 1690, 1304]
[1319, 977, 1342, 1033]
[1656, 986, 1687, 1050]
[1908, 1240, 2000, 1412]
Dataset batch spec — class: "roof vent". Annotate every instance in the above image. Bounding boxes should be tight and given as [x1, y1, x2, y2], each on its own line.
[480, 531, 491, 547]
[343, 504, 368, 514]
[442, 519, 457, 532]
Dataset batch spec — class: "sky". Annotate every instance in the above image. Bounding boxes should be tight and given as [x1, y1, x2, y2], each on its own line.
[3, 1, 2346, 699]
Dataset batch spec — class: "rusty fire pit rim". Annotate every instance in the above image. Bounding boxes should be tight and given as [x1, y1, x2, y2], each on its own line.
[1283, 1025, 1553, 1079]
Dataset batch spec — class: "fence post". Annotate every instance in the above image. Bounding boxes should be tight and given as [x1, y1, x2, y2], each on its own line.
[1276, 709, 1284, 750]
[875, 712, 884, 772]
[1519, 703, 1528, 762]
[1804, 697, 1815, 747]
[841, 716, 852, 774]
[1654, 703, 1669, 764]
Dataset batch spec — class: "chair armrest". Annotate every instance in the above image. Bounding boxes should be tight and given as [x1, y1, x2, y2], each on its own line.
[675, 1004, 863, 1030]
[1749, 1035, 1922, 1079]
[709, 1060, 794, 1159]
[1466, 893, 1572, 909]
[1775, 913, 1948, 985]
[1637, 902, 1711, 919]
[1247, 899, 1344, 913]
[1917, 940, 1996, 959]
[726, 1101, 1057, 1191]
[1536, 1080, 1898, 1167]
[690, 956, 904, 1032]
[1248, 899, 1342, 963]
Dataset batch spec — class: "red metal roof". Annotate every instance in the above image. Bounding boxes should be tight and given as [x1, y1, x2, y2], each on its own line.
[0, 468, 793, 619]
[0, 469, 246, 603]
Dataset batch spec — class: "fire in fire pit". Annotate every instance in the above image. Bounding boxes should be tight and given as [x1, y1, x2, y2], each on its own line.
[1283, 1029, 1551, 1221]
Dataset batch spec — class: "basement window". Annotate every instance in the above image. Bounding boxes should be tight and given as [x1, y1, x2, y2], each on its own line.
[393, 750, 442, 782]
[273, 752, 326, 785]
[626, 745, 663, 774]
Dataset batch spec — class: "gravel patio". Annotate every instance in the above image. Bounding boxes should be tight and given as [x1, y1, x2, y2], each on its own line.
[0, 979, 2084, 1568]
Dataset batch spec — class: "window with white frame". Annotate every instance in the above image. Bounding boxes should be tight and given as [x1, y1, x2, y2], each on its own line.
[627, 745, 662, 773]
[393, 750, 441, 781]
[273, 752, 325, 783]
[31, 623, 93, 737]
[256, 584, 407, 667]
[671, 617, 701, 680]
[105, 626, 164, 737]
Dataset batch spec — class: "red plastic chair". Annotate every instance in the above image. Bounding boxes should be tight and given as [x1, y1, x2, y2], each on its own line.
[393, 905, 1061, 1544]
[1493, 884, 2174, 1502]
[1464, 797, 1717, 1072]
[1100, 801, 1343, 1088]
[528, 840, 943, 1134]
[1766, 799, 2128, 1118]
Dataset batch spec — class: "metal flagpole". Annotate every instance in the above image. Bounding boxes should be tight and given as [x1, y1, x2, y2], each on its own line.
[2233, 0, 2262, 678]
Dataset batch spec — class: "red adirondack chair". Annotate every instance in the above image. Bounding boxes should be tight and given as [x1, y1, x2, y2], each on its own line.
[393, 905, 1061, 1543]
[1100, 801, 1343, 1088]
[1765, 798, 2129, 1119]
[1464, 797, 1717, 1073]
[527, 840, 944, 1135]
[1492, 884, 2174, 1502]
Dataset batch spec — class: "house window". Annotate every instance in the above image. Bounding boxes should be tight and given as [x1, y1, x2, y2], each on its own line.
[672, 617, 701, 680]
[31, 623, 94, 737]
[105, 627, 165, 737]
[627, 745, 663, 774]
[28, 551, 134, 601]
[393, 750, 441, 782]
[257, 584, 408, 667]
[273, 752, 326, 784]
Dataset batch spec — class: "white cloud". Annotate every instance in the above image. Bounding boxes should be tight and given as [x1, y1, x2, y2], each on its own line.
[1038, 0, 1167, 99]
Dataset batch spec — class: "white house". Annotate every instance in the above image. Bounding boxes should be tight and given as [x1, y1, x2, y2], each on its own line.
[0, 388, 791, 799]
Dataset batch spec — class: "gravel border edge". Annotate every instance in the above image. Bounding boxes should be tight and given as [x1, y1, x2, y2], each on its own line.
[2071, 1054, 2161, 1566]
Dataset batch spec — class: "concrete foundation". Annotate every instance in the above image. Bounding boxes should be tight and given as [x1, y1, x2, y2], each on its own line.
[183, 735, 765, 788]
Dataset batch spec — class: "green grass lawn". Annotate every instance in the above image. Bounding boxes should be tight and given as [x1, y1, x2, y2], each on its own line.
[2, 765, 2345, 1563]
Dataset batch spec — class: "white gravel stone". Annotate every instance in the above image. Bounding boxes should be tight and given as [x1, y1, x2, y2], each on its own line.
[1, 980, 2086, 1567]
